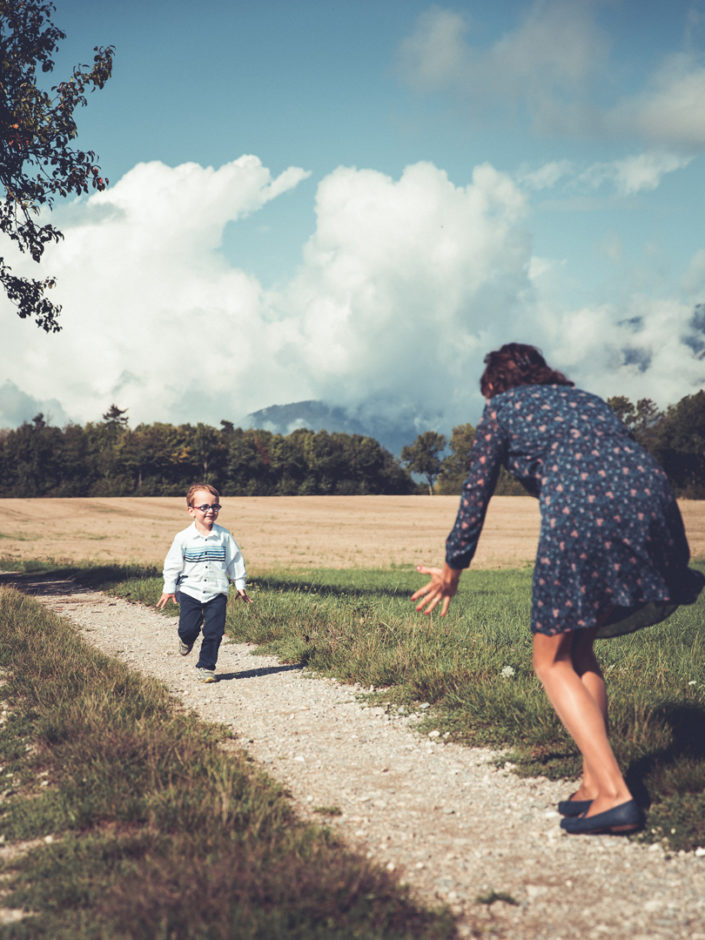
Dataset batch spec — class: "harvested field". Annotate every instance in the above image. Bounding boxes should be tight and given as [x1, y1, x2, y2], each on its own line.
[1, 495, 704, 570]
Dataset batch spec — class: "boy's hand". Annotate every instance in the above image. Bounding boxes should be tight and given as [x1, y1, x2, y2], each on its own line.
[236, 589, 253, 604]
[156, 592, 177, 610]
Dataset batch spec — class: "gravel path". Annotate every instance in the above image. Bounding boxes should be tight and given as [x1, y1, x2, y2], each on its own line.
[9, 574, 705, 939]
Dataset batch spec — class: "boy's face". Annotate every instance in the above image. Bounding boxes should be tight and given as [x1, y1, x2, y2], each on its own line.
[187, 489, 220, 533]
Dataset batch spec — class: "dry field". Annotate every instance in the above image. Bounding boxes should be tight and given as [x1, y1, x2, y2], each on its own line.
[1, 495, 704, 571]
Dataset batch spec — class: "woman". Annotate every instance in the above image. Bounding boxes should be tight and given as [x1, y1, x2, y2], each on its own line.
[412, 342, 702, 835]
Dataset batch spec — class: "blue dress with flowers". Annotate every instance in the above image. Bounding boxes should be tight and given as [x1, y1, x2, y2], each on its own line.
[445, 384, 698, 637]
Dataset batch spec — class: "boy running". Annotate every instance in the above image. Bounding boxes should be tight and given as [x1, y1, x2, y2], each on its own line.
[157, 483, 251, 681]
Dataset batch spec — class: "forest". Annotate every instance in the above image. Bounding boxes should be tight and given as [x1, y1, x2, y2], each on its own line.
[0, 390, 704, 498]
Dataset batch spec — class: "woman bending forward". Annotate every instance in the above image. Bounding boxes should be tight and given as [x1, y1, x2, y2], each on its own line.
[412, 342, 702, 835]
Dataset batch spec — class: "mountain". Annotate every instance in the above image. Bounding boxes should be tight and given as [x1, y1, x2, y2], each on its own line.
[245, 400, 420, 455]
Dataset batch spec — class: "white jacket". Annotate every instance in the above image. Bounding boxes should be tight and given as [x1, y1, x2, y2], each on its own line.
[162, 522, 247, 602]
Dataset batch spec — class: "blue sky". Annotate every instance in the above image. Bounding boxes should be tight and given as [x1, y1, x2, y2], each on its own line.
[2, 0, 705, 435]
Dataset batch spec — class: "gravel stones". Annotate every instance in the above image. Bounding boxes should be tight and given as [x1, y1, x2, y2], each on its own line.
[22, 582, 705, 939]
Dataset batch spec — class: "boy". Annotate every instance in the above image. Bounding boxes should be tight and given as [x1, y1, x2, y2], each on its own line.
[157, 483, 251, 682]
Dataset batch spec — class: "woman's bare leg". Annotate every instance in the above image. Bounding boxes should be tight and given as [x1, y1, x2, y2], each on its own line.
[570, 627, 608, 801]
[533, 630, 633, 817]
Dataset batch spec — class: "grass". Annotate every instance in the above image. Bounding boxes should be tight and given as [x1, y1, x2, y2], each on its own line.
[0, 585, 456, 939]
[3, 555, 705, 860]
[94, 559, 705, 854]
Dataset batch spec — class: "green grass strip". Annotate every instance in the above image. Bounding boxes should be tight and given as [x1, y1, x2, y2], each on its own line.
[102, 561, 705, 854]
[5, 556, 705, 854]
[0, 586, 456, 939]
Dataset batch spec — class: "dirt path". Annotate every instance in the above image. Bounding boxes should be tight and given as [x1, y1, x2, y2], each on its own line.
[6, 571, 705, 940]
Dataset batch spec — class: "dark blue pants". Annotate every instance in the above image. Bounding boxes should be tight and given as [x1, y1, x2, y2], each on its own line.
[177, 591, 227, 671]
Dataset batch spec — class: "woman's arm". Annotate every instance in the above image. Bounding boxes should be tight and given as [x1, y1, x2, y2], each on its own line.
[412, 404, 507, 616]
[444, 404, 506, 569]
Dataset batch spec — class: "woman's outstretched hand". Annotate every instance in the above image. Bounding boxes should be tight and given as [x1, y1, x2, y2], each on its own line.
[411, 563, 462, 617]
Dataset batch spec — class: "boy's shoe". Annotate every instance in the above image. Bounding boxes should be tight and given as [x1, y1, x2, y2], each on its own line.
[179, 639, 194, 656]
[196, 666, 217, 683]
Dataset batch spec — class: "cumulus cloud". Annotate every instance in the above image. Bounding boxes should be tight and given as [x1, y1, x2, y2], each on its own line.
[1, 156, 536, 432]
[284, 160, 532, 428]
[2, 153, 704, 437]
[541, 294, 705, 407]
[1, 157, 313, 427]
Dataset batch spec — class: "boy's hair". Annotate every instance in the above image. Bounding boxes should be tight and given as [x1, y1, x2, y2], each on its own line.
[186, 482, 220, 507]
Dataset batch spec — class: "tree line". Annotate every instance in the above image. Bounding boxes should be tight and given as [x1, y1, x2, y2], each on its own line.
[0, 407, 416, 497]
[401, 391, 705, 498]
[1, 390, 704, 498]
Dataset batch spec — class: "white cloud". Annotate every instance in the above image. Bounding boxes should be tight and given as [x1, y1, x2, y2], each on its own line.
[519, 160, 575, 191]
[683, 248, 705, 298]
[488, 1, 604, 94]
[607, 55, 705, 148]
[1, 157, 313, 427]
[544, 296, 705, 406]
[1, 156, 534, 431]
[397, 2, 607, 126]
[579, 151, 694, 195]
[528, 256, 558, 280]
[516, 149, 692, 205]
[284, 160, 532, 425]
[397, 4, 705, 152]
[2, 154, 704, 438]
[396, 7, 470, 93]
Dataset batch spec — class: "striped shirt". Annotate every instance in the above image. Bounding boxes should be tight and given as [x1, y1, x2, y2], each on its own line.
[162, 522, 247, 603]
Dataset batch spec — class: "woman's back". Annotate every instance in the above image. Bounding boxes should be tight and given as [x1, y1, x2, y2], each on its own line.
[489, 384, 633, 455]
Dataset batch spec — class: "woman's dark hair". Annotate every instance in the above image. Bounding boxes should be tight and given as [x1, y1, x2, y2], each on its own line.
[480, 343, 573, 397]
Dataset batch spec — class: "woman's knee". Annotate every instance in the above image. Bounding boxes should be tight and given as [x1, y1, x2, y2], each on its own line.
[532, 631, 570, 682]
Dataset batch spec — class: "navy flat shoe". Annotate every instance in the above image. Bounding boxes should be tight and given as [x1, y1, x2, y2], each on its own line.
[560, 799, 643, 835]
[557, 798, 592, 817]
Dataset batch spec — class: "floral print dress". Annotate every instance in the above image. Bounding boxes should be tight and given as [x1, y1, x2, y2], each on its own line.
[445, 384, 699, 637]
